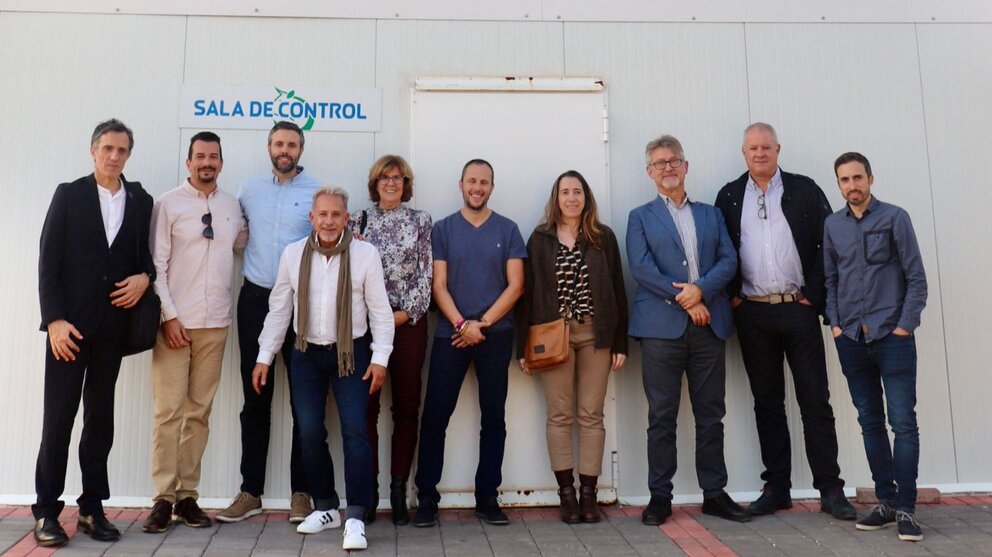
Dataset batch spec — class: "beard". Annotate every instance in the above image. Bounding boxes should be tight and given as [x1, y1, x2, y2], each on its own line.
[270, 153, 298, 174]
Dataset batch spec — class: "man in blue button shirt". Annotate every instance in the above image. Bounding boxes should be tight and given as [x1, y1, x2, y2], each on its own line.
[216, 121, 320, 524]
[824, 152, 928, 542]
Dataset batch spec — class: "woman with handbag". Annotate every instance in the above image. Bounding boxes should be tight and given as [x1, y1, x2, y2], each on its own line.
[348, 155, 433, 525]
[517, 170, 628, 523]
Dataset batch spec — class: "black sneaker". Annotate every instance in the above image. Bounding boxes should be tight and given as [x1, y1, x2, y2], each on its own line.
[475, 496, 509, 525]
[896, 511, 923, 541]
[413, 498, 439, 528]
[856, 503, 896, 531]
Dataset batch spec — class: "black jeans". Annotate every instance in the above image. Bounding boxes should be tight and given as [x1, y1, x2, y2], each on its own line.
[641, 325, 728, 500]
[236, 279, 307, 496]
[734, 300, 844, 492]
[33, 322, 123, 520]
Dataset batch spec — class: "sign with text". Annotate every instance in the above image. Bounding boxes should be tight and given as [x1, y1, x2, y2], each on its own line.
[179, 85, 381, 132]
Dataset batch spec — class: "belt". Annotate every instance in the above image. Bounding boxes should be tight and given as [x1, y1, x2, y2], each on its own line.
[744, 292, 804, 304]
[305, 342, 336, 351]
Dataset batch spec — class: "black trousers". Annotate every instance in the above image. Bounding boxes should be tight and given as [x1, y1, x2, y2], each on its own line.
[641, 324, 729, 500]
[734, 300, 843, 492]
[33, 320, 124, 520]
[236, 279, 307, 496]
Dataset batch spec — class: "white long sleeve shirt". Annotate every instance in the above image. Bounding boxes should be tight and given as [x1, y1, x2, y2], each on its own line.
[257, 234, 394, 367]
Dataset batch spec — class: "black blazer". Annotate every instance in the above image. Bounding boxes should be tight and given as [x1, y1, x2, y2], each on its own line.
[38, 173, 155, 336]
[714, 170, 832, 316]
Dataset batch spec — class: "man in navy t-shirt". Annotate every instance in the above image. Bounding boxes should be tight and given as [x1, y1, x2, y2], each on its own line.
[413, 159, 526, 527]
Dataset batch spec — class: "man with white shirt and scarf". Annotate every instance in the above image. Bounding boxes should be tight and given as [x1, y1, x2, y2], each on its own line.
[251, 185, 393, 551]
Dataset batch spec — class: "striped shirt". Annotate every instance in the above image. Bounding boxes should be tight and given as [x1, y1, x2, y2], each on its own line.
[660, 193, 700, 282]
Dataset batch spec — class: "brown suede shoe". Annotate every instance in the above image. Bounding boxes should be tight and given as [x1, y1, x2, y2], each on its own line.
[175, 497, 212, 528]
[142, 500, 173, 533]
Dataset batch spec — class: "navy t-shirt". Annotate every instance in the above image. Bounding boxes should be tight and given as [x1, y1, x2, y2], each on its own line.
[432, 210, 527, 338]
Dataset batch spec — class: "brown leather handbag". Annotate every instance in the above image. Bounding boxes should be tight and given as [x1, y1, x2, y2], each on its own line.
[525, 318, 570, 370]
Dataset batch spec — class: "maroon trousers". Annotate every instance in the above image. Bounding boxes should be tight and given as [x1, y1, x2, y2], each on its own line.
[367, 318, 428, 481]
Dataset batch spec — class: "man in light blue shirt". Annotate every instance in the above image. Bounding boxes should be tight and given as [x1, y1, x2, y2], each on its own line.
[216, 121, 320, 524]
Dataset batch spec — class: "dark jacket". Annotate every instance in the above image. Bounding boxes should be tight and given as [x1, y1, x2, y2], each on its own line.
[516, 223, 628, 359]
[38, 173, 155, 335]
[714, 170, 832, 316]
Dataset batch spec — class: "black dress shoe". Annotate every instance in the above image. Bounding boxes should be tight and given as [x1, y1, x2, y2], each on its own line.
[34, 517, 68, 547]
[475, 496, 509, 525]
[747, 488, 792, 516]
[820, 488, 857, 520]
[413, 498, 439, 528]
[142, 500, 173, 533]
[175, 497, 212, 528]
[701, 492, 751, 523]
[641, 496, 672, 526]
[78, 513, 122, 541]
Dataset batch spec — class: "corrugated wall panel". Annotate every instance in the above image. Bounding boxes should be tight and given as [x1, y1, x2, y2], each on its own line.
[744, 22, 955, 488]
[917, 24, 992, 484]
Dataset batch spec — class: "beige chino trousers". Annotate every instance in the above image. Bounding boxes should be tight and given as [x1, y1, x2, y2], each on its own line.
[539, 318, 612, 476]
[150, 327, 228, 503]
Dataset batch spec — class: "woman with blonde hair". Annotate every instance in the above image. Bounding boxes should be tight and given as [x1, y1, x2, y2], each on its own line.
[349, 155, 432, 525]
[517, 170, 628, 523]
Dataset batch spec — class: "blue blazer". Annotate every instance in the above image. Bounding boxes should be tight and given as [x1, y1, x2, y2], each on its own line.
[626, 195, 737, 340]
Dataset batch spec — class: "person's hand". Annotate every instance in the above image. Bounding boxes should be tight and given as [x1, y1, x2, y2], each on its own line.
[892, 327, 912, 337]
[519, 358, 533, 376]
[47, 319, 82, 361]
[452, 320, 487, 348]
[110, 272, 150, 308]
[251, 363, 270, 395]
[798, 297, 813, 307]
[364, 363, 387, 394]
[832, 326, 843, 338]
[731, 296, 744, 310]
[686, 303, 711, 327]
[162, 318, 190, 348]
[393, 310, 410, 328]
[611, 353, 626, 372]
[673, 283, 703, 309]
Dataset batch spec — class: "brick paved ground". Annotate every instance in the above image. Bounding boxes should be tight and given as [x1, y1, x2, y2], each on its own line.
[2, 497, 991, 557]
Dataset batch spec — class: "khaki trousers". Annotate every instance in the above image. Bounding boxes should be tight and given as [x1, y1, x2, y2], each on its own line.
[539, 318, 612, 476]
[150, 327, 228, 502]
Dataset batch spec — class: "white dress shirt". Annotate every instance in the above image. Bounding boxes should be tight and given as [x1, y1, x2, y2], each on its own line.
[739, 169, 804, 296]
[257, 234, 394, 368]
[97, 179, 126, 245]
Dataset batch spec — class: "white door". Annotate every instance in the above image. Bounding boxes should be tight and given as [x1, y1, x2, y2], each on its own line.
[409, 78, 616, 507]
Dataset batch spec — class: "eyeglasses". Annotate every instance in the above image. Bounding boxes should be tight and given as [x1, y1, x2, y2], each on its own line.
[757, 194, 767, 220]
[201, 212, 214, 240]
[649, 158, 684, 171]
[378, 175, 404, 185]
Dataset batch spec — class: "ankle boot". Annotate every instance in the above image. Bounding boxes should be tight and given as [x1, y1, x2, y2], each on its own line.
[554, 469, 581, 523]
[579, 474, 601, 523]
[365, 481, 378, 524]
[390, 475, 410, 525]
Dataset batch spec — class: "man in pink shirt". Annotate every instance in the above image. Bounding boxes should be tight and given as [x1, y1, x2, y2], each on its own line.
[142, 132, 247, 533]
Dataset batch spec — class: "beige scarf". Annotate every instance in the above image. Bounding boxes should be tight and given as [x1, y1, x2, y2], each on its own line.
[295, 228, 354, 376]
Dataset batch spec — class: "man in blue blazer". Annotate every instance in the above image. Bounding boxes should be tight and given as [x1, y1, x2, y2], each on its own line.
[627, 134, 748, 525]
[34, 119, 155, 547]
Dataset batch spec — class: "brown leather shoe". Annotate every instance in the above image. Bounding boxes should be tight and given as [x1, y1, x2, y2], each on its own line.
[175, 497, 212, 528]
[578, 475, 601, 523]
[142, 500, 173, 533]
[558, 486, 581, 524]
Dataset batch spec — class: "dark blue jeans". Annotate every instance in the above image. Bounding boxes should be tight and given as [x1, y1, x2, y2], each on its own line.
[415, 329, 513, 505]
[291, 337, 373, 520]
[835, 332, 919, 512]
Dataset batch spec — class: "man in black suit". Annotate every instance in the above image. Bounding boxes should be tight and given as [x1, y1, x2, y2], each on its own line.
[714, 122, 855, 520]
[33, 119, 155, 547]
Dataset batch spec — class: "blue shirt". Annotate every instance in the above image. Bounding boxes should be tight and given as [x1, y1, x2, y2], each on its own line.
[238, 170, 320, 288]
[432, 210, 526, 337]
[824, 196, 927, 342]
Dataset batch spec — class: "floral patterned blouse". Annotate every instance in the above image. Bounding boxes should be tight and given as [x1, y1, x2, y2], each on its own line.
[348, 204, 433, 324]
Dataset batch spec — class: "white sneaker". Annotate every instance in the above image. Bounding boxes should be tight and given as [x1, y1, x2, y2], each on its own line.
[296, 509, 341, 534]
[342, 518, 368, 550]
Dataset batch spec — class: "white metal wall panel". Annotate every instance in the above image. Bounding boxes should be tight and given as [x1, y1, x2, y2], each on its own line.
[744, 23, 955, 488]
[917, 24, 992, 484]
[0, 12, 187, 500]
[563, 22, 758, 500]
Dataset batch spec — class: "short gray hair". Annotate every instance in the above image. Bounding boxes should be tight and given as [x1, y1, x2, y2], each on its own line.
[312, 184, 349, 209]
[644, 134, 684, 163]
[743, 122, 778, 147]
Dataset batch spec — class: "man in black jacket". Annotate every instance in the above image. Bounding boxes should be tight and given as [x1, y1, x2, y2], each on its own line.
[714, 123, 855, 520]
[33, 119, 155, 546]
